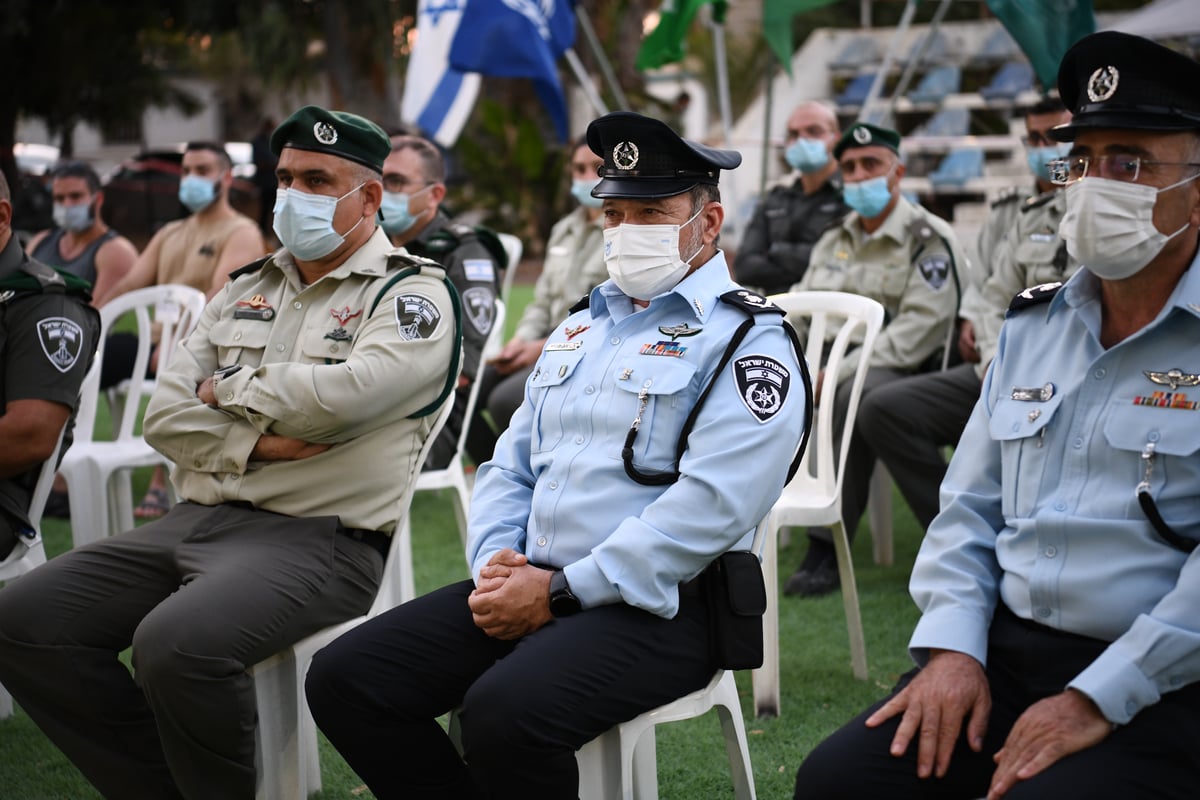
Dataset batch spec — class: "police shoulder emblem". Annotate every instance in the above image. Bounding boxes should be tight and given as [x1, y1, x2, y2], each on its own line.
[917, 253, 950, 291]
[314, 121, 338, 144]
[734, 354, 791, 423]
[1087, 66, 1119, 102]
[613, 141, 639, 170]
[394, 293, 442, 340]
[462, 286, 496, 335]
[37, 316, 85, 373]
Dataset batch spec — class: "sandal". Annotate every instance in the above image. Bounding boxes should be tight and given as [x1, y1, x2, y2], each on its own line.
[134, 487, 171, 520]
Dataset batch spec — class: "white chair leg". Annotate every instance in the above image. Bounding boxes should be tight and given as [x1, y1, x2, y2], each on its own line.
[451, 480, 470, 547]
[0, 683, 13, 720]
[713, 672, 757, 800]
[63, 464, 111, 547]
[253, 650, 305, 800]
[398, 518, 415, 604]
[868, 464, 894, 567]
[752, 520, 781, 718]
[831, 521, 868, 680]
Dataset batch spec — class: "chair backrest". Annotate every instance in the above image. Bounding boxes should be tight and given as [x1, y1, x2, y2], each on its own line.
[831, 36, 880, 71]
[908, 65, 961, 105]
[767, 291, 885, 503]
[837, 73, 877, 108]
[973, 26, 1019, 65]
[930, 147, 984, 188]
[981, 60, 1034, 100]
[451, 299, 506, 467]
[370, 392, 456, 614]
[916, 107, 970, 138]
[76, 285, 206, 445]
[496, 233, 523, 306]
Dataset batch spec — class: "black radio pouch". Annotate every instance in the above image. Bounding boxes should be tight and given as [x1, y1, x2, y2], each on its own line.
[701, 550, 767, 670]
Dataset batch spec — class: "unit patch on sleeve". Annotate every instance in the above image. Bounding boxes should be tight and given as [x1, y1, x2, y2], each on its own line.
[462, 286, 496, 335]
[394, 293, 443, 341]
[917, 253, 950, 291]
[734, 354, 791, 423]
[37, 316, 86, 373]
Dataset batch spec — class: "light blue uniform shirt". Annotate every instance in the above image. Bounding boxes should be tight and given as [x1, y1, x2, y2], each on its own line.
[909, 254, 1200, 725]
[467, 251, 807, 618]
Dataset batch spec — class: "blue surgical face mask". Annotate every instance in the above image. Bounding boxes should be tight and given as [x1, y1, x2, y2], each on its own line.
[272, 183, 367, 261]
[380, 184, 434, 236]
[178, 175, 218, 213]
[52, 202, 94, 233]
[842, 172, 894, 219]
[570, 178, 603, 209]
[1026, 143, 1071, 184]
[785, 138, 830, 174]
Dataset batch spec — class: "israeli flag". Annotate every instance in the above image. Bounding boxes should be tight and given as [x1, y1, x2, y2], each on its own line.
[401, 0, 482, 147]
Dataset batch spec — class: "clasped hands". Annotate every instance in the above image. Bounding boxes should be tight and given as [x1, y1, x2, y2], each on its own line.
[468, 548, 553, 640]
[867, 649, 1113, 798]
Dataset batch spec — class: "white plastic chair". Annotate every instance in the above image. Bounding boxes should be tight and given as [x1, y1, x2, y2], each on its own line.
[409, 300, 506, 548]
[0, 419, 70, 718]
[251, 396, 453, 800]
[752, 291, 886, 718]
[496, 232, 523, 306]
[57, 284, 205, 548]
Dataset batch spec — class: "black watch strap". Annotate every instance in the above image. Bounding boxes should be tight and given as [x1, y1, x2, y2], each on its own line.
[548, 570, 581, 617]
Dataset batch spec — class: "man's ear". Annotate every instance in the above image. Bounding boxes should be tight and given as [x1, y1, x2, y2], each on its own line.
[360, 180, 383, 217]
[429, 182, 447, 206]
[700, 201, 724, 245]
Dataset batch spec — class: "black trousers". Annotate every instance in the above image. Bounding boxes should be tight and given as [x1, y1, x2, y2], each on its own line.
[793, 605, 1200, 799]
[305, 578, 714, 800]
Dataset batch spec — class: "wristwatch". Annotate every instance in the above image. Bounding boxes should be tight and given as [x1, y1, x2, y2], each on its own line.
[213, 364, 243, 382]
[548, 570, 581, 617]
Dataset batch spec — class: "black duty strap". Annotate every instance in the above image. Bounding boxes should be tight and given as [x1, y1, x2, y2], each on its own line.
[369, 262, 463, 419]
[1138, 488, 1198, 553]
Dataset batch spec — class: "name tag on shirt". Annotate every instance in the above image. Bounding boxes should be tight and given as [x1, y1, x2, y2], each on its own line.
[546, 341, 582, 351]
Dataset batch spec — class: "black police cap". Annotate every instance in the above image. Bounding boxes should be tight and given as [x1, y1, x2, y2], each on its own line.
[1050, 31, 1200, 142]
[270, 105, 391, 172]
[586, 111, 741, 199]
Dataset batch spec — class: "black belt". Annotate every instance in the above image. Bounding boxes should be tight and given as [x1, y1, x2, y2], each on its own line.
[339, 526, 391, 559]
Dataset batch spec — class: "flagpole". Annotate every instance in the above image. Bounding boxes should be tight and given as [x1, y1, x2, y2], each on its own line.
[761, 59, 774, 198]
[576, 10, 629, 110]
[710, 18, 734, 148]
[564, 48, 609, 116]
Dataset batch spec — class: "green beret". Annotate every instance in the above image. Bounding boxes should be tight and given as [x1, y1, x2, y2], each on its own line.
[270, 105, 390, 172]
[833, 123, 902, 160]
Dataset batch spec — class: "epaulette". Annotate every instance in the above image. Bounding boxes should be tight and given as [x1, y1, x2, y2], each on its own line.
[419, 228, 461, 257]
[907, 216, 939, 246]
[1020, 190, 1057, 213]
[1007, 281, 1062, 315]
[386, 251, 441, 271]
[989, 187, 1022, 209]
[568, 294, 591, 314]
[228, 255, 271, 281]
[720, 289, 784, 316]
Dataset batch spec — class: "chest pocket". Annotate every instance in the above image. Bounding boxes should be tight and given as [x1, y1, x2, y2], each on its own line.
[209, 318, 271, 367]
[1104, 403, 1200, 529]
[528, 349, 586, 454]
[988, 394, 1064, 519]
[608, 358, 698, 470]
[1014, 237, 1065, 284]
[806, 261, 849, 292]
[300, 324, 354, 364]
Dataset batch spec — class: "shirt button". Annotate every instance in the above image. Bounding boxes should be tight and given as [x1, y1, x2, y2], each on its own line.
[293, 301, 303, 310]
[329, 344, 340, 353]
[1073, 437, 1084, 448]
[225, 392, 234, 402]
[1148, 430, 1160, 442]
[194, 459, 203, 468]
[536, 536, 547, 547]
[585, 386, 595, 394]
[276, 343, 286, 352]
[234, 332, 243, 341]
[643, 379, 653, 388]
[1055, 501, 1066, 511]
[549, 480, 559, 489]
[575, 436, 584, 444]
[610, 336, 620, 345]
[1036, 607, 1052, 619]
[1094, 368, 1106, 379]
[1044, 546, 1057, 558]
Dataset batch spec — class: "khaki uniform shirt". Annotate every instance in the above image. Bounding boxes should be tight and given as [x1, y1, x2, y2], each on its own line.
[972, 189, 1076, 377]
[959, 188, 1034, 331]
[144, 228, 458, 532]
[154, 212, 262, 290]
[514, 206, 607, 342]
[795, 196, 964, 384]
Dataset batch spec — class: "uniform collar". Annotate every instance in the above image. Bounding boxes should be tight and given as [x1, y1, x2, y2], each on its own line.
[592, 249, 733, 323]
[269, 226, 395, 285]
[1054, 245, 1200, 323]
[412, 207, 450, 246]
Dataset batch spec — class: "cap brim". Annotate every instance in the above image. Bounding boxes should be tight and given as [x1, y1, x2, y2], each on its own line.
[591, 177, 704, 200]
[1049, 114, 1200, 142]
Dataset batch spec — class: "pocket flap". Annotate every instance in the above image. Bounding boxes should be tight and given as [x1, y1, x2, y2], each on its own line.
[612, 358, 698, 396]
[716, 551, 766, 617]
[209, 318, 271, 349]
[1103, 402, 1200, 457]
[989, 394, 1063, 441]
[530, 350, 585, 389]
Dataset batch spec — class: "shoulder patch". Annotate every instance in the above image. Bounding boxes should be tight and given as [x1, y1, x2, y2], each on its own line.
[720, 289, 784, 315]
[569, 294, 591, 314]
[462, 286, 496, 335]
[37, 316, 86, 373]
[916, 253, 951, 291]
[734, 354, 791, 423]
[463, 258, 495, 283]
[1007, 282, 1063, 315]
[228, 255, 271, 281]
[394, 293, 443, 340]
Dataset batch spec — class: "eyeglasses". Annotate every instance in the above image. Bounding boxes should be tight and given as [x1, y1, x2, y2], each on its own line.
[1047, 155, 1200, 186]
[1022, 132, 1057, 147]
[382, 176, 433, 193]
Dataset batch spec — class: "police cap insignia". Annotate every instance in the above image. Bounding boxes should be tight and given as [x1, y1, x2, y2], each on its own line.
[37, 316, 85, 373]
[271, 105, 390, 172]
[394, 293, 443, 341]
[587, 111, 741, 199]
[834, 123, 901, 160]
[734, 355, 790, 423]
[1086, 66, 1119, 102]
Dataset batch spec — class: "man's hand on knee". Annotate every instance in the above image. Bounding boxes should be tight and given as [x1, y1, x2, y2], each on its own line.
[865, 649, 991, 780]
[467, 562, 552, 640]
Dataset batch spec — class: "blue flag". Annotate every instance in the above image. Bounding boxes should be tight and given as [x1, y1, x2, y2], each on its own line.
[401, 1, 482, 147]
[449, 0, 576, 141]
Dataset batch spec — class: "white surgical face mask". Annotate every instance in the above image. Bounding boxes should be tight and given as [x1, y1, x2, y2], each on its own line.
[603, 206, 704, 300]
[272, 183, 366, 261]
[1059, 174, 1197, 280]
[53, 202, 94, 233]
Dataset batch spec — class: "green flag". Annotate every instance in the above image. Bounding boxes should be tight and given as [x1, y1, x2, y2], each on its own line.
[763, 0, 839, 74]
[636, 0, 728, 71]
[986, 0, 1096, 90]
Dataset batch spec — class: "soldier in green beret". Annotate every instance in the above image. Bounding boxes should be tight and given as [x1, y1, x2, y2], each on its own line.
[0, 105, 463, 798]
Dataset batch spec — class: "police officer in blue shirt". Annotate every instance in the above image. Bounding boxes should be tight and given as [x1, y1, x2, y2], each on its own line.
[794, 31, 1200, 800]
[305, 111, 810, 799]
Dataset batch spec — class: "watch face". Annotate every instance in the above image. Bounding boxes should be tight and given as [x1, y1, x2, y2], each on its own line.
[550, 571, 581, 617]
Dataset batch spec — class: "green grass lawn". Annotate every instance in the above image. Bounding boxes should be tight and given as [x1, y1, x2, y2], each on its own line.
[0, 283, 926, 799]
